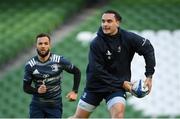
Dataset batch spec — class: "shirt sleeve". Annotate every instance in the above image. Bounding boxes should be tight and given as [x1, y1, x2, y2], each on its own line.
[23, 63, 38, 94]
[129, 32, 156, 77]
[59, 56, 81, 93]
[23, 63, 33, 83]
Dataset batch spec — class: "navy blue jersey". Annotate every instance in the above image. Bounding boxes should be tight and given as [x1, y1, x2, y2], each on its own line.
[24, 53, 74, 103]
[85, 27, 156, 92]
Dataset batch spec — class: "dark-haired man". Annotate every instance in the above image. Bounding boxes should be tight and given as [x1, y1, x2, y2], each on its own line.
[23, 33, 81, 118]
[72, 10, 155, 118]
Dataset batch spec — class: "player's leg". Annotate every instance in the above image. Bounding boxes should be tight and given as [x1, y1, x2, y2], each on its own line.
[72, 91, 103, 118]
[105, 91, 126, 118]
[73, 99, 93, 118]
[29, 102, 44, 118]
[109, 101, 125, 118]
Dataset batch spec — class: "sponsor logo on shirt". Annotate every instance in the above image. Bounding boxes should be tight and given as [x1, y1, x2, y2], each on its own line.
[106, 50, 112, 59]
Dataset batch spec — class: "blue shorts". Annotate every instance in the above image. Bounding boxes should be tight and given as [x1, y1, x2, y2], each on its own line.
[78, 90, 127, 112]
[29, 100, 62, 118]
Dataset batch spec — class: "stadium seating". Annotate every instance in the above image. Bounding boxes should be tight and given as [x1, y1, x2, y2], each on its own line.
[0, 0, 86, 66]
[129, 30, 180, 117]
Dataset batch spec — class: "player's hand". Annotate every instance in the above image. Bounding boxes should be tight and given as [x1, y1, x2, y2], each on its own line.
[122, 81, 133, 93]
[38, 81, 47, 94]
[144, 76, 152, 93]
[66, 91, 77, 101]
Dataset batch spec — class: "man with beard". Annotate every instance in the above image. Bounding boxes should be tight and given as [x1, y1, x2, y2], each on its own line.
[23, 33, 81, 118]
[71, 10, 155, 118]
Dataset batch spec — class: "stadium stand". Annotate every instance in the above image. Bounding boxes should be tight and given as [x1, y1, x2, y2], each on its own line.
[0, 0, 86, 67]
[0, 0, 180, 118]
[129, 30, 180, 117]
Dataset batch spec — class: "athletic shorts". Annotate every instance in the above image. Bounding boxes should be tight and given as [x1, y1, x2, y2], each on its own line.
[78, 90, 126, 112]
[29, 100, 62, 118]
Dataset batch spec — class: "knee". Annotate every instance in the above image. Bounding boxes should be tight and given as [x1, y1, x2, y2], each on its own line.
[111, 109, 124, 118]
[109, 102, 125, 118]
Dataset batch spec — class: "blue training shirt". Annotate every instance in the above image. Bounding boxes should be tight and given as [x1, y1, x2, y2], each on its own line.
[24, 53, 74, 103]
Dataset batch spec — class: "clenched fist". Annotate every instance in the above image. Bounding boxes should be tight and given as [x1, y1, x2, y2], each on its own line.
[38, 84, 47, 94]
[66, 91, 77, 101]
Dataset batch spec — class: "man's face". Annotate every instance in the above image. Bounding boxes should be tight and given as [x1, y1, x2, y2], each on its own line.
[101, 13, 120, 35]
[36, 36, 51, 58]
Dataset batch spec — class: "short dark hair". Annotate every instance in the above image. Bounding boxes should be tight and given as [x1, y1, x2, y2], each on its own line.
[36, 33, 51, 42]
[103, 10, 122, 22]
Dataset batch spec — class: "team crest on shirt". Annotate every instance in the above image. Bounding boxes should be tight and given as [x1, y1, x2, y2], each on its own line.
[51, 64, 59, 72]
